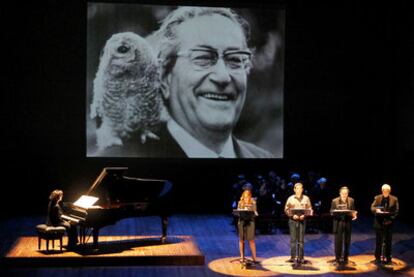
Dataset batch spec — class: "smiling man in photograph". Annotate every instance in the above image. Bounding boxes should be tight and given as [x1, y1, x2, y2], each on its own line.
[151, 7, 274, 158]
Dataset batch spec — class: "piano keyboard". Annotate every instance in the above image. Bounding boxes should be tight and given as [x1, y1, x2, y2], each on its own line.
[61, 214, 83, 223]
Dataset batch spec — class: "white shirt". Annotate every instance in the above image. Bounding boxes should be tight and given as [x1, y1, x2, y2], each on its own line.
[167, 119, 236, 158]
[285, 194, 312, 212]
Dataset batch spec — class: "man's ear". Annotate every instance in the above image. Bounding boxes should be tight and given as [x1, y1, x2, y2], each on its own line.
[160, 73, 171, 99]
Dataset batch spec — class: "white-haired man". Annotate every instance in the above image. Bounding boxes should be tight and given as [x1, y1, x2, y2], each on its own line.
[370, 184, 399, 264]
[149, 6, 274, 158]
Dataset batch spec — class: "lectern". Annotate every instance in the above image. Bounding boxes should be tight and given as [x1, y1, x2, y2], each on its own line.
[288, 208, 312, 217]
[233, 209, 256, 220]
[232, 209, 256, 269]
[331, 209, 357, 218]
[375, 210, 391, 217]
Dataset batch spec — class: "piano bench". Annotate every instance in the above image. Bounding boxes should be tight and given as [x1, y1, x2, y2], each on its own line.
[36, 224, 66, 252]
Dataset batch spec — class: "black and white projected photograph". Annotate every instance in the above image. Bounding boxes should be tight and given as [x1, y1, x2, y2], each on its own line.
[86, 3, 285, 158]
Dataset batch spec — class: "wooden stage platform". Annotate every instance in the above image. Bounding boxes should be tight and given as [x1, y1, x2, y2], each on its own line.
[1, 214, 413, 276]
[3, 235, 204, 266]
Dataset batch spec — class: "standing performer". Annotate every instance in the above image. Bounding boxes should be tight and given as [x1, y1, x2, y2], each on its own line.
[284, 182, 313, 264]
[237, 189, 258, 264]
[371, 184, 399, 264]
[330, 186, 357, 265]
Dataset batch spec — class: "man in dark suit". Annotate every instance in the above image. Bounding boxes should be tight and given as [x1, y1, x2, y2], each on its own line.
[330, 186, 357, 265]
[371, 184, 399, 264]
[91, 121, 273, 158]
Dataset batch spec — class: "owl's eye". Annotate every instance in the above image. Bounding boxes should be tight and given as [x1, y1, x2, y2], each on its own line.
[117, 45, 130, 54]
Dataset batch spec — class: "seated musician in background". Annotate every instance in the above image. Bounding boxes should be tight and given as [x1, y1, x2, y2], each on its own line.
[330, 186, 357, 266]
[310, 177, 333, 233]
[237, 188, 258, 264]
[47, 189, 78, 249]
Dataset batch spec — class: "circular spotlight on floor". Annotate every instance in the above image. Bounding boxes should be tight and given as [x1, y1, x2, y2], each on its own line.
[374, 257, 408, 273]
[320, 255, 377, 274]
[208, 257, 279, 276]
[261, 256, 330, 275]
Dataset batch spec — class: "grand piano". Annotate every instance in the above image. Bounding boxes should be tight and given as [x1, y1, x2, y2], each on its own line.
[62, 167, 173, 247]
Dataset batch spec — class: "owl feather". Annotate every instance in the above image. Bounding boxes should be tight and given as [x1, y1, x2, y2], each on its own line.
[90, 32, 161, 150]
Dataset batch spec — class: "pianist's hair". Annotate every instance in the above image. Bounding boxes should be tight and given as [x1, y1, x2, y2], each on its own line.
[49, 189, 63, 202]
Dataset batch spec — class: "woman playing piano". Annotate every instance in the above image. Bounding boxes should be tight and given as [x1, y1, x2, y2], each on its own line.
[47, 189, 78, 249]
[237, 188, 258, 264]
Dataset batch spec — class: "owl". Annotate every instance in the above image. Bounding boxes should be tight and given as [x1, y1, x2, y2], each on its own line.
[90, 32, 161, 150]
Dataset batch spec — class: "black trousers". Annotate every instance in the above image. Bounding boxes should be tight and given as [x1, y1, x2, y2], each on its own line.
[288, 219, 306, 259]
[59, 221, 78, 246]
[375, 224, 393, 260]
[334, 220, 352, 261]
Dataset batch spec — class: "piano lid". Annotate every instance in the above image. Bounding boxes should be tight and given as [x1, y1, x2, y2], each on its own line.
[87, 167, 128, 195]
[85, 167, 173, 207]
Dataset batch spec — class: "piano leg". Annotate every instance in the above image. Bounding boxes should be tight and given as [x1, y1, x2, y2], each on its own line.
[93, 228, 100, 247]
[79, 226, 85, 245]
[161, 216, 168, 243]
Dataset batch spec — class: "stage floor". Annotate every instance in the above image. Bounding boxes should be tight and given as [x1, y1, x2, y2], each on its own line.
[1, 214, 413, 276]
[4, 235, 204, 266]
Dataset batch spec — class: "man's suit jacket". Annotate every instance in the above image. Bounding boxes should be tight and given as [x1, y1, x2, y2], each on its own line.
[370, 194, 399, 228]
[93, 122, 274, 158]
[330, 197, 355, 233]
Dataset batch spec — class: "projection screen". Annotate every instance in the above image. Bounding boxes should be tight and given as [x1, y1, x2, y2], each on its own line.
[86, 2, 285, 158]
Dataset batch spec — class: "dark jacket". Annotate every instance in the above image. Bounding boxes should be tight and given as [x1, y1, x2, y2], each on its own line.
[330, 197, 355, 233]
[370, 194, 399, 229]
[93, 122, 274, 158]
[47, 200, 64, 226]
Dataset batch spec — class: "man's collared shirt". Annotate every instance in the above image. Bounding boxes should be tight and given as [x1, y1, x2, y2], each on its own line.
[167, 119, 237, 158]
[284, 194, 312, 213]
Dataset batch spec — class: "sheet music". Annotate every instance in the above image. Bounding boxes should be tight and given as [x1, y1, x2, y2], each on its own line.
[73, 195, 99, 209]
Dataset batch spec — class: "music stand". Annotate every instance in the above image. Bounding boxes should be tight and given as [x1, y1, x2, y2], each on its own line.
[232, 209, 256, 268]
[329, 209, 357, 266]
[331, 209, 357, 218]
[233, 209, 256, 220]
[375, 208, 392, 262]
[288, 208, 312, 217]
[375, 211, 391, 217]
